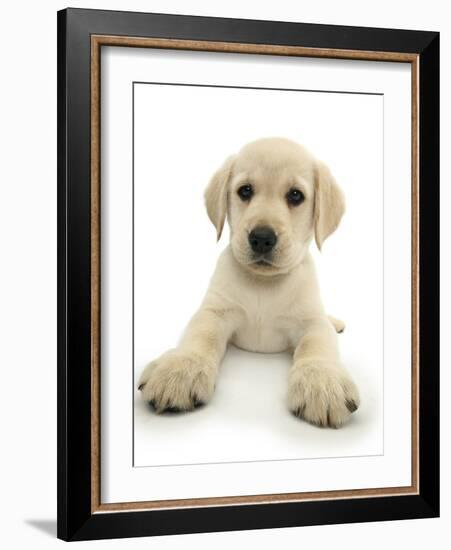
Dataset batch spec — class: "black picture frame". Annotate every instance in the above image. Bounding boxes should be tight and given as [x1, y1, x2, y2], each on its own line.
[57, 7, 439, 541]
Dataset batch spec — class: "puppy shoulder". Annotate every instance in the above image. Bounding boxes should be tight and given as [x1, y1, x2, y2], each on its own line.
[297, 252, 319, 284]
[203, 246, 241, 303]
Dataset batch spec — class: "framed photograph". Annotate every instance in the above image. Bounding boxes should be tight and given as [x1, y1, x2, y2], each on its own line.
[57, 8, 439, 541]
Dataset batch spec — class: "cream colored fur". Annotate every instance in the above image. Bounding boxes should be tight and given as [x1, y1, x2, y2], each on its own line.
[138, 137, 360, 428]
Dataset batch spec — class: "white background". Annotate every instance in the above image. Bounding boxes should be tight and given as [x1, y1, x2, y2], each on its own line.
[133, 80, 386, 468]
[0, 0, 448, 548]
[102, 47, 412, 503]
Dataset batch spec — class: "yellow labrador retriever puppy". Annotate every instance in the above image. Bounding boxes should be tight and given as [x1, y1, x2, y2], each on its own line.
[138, 137, 360, 428]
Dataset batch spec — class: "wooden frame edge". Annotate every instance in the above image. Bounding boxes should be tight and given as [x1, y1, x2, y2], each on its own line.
[92, 34, 418, 62]
[91, 35, 101, 513]
[93, 488, 420, 514]
[411, 55, 420, 496]
[90, 34, 420, 515]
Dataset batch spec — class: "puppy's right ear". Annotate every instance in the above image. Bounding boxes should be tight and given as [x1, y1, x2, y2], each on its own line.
[204, 155, 235, 240]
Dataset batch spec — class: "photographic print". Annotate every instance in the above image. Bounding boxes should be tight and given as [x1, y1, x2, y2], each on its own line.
[58, 8, 439, 541]
[132, 81, 384, 467]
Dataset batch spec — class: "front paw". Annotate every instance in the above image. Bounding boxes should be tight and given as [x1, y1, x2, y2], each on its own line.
[288, 362, 360, 428]
[137, 350, 216, 413]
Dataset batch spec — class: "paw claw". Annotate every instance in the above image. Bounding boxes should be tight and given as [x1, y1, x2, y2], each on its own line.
[292, 404, 306, 419]
[190, 392, 204, 408]
[163, 405, 183, 414]
[345, 399, 358, 413]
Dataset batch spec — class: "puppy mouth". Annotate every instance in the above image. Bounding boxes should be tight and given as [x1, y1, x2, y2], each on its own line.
[252, 256, 274, 267]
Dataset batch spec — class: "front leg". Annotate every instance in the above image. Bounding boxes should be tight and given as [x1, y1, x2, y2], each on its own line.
[288, 317, 360, 428]
[138, 307, 234, 413]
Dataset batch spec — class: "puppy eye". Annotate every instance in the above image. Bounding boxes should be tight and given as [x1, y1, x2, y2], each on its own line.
[237, 184, 253, 201]
[286, 188, 305, 206]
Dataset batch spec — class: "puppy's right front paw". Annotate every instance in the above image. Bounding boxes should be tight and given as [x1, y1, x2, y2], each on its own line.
[137, 350, 216, 413]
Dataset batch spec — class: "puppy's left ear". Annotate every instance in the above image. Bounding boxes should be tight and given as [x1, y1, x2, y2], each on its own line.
[204, 155, 235, 240]
[314, 160, 345, 250]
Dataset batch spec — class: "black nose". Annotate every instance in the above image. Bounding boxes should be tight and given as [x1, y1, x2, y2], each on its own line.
[248, 226, 277, 254]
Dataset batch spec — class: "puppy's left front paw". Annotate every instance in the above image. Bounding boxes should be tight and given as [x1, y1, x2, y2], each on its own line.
[288, 362, 360, 428]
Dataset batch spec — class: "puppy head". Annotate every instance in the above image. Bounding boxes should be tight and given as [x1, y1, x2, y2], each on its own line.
[205, 137, 345, 276]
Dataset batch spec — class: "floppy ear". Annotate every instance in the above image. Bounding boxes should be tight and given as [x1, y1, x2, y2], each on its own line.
[314, 160, 345, 250]
[204, 155, 235, 240]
